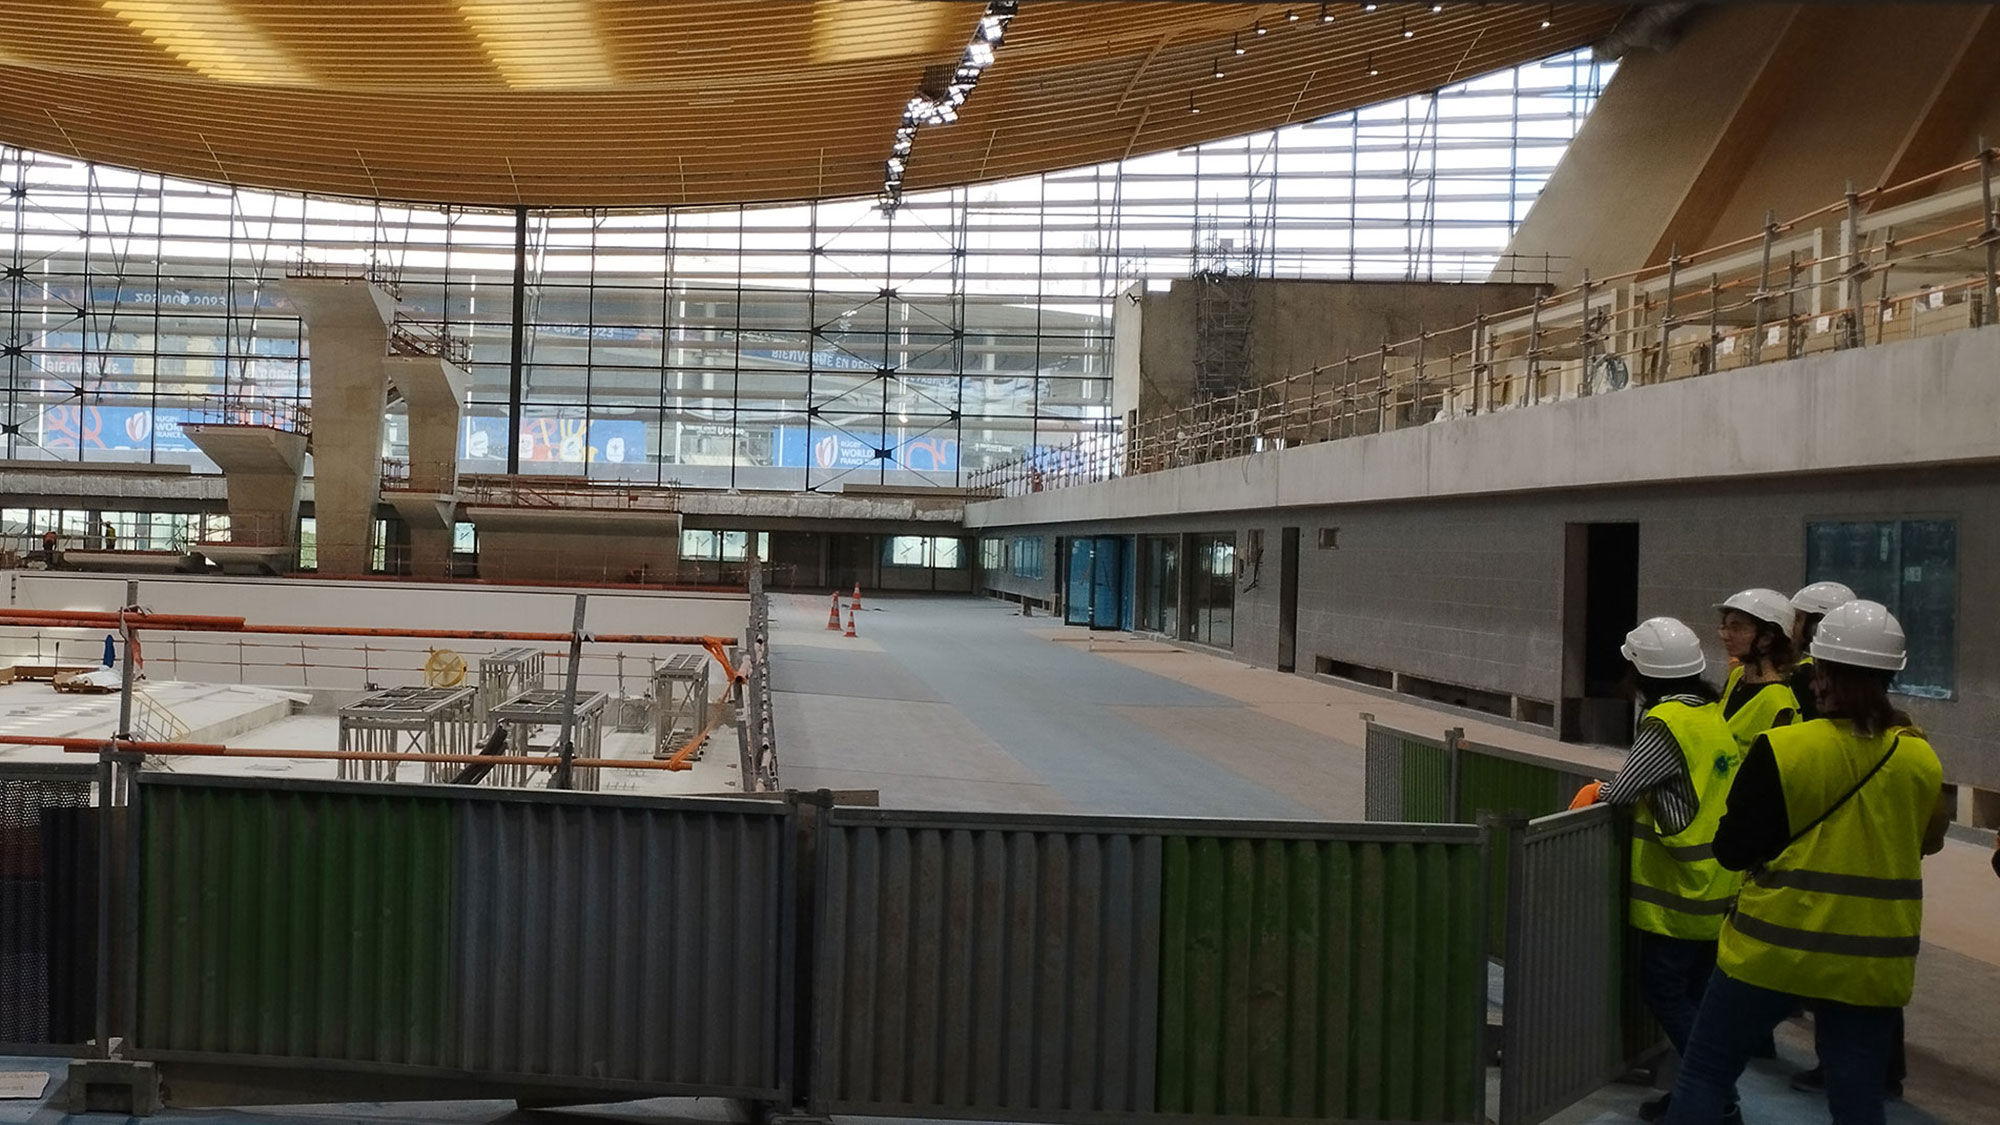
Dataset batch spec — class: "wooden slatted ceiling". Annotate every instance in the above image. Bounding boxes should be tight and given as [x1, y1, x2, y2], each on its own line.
[0, 1, 1625, 208]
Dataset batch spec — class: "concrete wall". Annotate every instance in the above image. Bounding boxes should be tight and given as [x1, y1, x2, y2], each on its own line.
[968, 325, 2000, 794]
[975, 530, 1058, 607]
[980, 467, 2000, 792]
[972, 325, 2000, 527]
[1132, 279, 1546, 416]
[1507, 4, 2000, 285]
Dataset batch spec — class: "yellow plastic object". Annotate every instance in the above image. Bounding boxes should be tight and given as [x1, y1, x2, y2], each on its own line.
[423, 648, 467, 688]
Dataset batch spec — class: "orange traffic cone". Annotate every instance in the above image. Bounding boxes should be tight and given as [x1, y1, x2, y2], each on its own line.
[843, 606, 858, 638]
[826, 592, 842, 630]
[851, 582, 862, 612]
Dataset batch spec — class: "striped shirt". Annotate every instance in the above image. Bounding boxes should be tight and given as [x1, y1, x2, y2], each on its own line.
[1599, 694, 1708, 836]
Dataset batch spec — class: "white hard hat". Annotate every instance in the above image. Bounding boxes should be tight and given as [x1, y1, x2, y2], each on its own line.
[1621, 616, 1708, 678]
[1790, 580, 1856, 616]
[1810, 600, 1907, 671]
[1715, 587, 1793, 630]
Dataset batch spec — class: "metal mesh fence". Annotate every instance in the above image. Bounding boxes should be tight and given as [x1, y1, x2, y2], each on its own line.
[0, 768, 95, 1050]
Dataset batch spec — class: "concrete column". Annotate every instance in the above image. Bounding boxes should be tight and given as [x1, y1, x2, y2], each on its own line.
[384, 495, 458, 580]
[384, 354, 469, 577]
[182, 425, 307, 573]
[282, 277, 395, 576]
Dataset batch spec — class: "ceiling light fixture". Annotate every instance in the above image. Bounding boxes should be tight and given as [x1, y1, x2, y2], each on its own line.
[1430, 2, 1443, 12]
[1401, 16, 1413, 38]
[1366, 52, 1379, 76]
[1541, 3, 1553, 28]
[1213, 58, 1226, 79]
[1254, 20, 1268, 36]
[1363, 3, 1378, 12]
[1189, 92, 1201, 114]
[882, 0, 1018, 209]
[1286, 9, 1300, 22]
[1318, 3, 1334, 23]
[1233, 34, 1246, 55]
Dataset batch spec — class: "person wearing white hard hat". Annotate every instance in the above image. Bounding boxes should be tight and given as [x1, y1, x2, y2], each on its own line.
[1783, 578, 1869, 1096]
[1788, 581, 1857, 723]
[1715, 587, 1799, 752]
[1596, 618, 1744, 1124]
[1663, 602, 1949, 1125]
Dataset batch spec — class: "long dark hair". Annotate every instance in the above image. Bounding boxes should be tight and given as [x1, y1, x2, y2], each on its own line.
[1748, 619, 1796, 674]
[1814, 661, 1913, 737]
[1637, 673, 1720, 708]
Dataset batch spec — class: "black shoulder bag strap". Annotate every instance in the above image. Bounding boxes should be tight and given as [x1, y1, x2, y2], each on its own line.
[1784, 734, 1902, 847]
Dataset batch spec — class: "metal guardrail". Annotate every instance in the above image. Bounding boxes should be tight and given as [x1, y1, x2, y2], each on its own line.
[456, 473, 685, 512]
[286, 255, 404, 298]
[388, 317, 473, 368]
[185, 394, 312, 437]
[737, 566, 780, 794]
[811, 808, 1491, 1123]
[973, 148, 2000, 496]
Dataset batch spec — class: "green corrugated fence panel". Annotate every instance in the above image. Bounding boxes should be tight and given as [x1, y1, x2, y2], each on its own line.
[1398, 740, 1452, 823]
[138, 784, 454, 1063]
[1156, 836, 1486, 1122]
[1455, 752, 1575, 961]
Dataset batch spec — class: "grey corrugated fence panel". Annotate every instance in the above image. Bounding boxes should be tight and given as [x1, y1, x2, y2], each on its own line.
[812, 807, 1166, 1119]
[810, 807, 1489, 1123]
[452, 795, 794, 1097]
[0, 761, 99, 1056]
[132, 773, 794, 1101]
[1498, 805, 1652, 1125]
[1453, 739, 1613, 959]
[1362, 718, 1453, 823]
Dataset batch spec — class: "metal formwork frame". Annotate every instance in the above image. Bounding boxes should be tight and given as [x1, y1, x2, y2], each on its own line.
[475, 646, 546, 728]
[335, 686, 478, 782]
[650, 653, 710, 759]
[490, 689, 608, 791]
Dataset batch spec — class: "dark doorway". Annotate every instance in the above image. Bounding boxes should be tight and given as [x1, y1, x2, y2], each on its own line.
[1562, 522, 1640, 745]
[1277, 527, 1301, 673]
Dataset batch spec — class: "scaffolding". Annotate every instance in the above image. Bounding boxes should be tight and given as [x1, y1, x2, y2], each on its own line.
[1192, 218, 1258, 400]
[490, 689, 607, 791]
[336, 686, 479, 782]
[650, 654, 711, 760]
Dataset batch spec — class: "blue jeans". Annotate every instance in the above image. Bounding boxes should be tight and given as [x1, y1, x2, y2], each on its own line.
[1665, 969, 1902, 1125]
[1635, 930, 1717, 1057]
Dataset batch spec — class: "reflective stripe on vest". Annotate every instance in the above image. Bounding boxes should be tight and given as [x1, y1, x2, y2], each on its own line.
[1722, 665, 1799, 753]
[1628, 699, 1744, 940]
[1718, 719, 1943, 1008]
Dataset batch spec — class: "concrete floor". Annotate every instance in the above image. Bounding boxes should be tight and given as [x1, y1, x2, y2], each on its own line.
[772, 593, 2000, 1125]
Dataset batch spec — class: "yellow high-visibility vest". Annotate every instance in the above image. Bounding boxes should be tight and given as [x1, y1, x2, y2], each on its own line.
[1718, 719, 1942, 1007]
[1629, 700, 1744, 939]
[1722, 664, 1798, 752]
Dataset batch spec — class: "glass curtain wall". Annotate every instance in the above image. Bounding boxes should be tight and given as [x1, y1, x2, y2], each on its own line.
[0, 52, 1608, 489]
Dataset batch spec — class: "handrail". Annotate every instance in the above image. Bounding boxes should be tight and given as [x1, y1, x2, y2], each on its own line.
[973, 147, 2000, 497]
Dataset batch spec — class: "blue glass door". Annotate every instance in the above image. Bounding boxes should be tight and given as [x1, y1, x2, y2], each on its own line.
[1090, 536, 1123, 630]
[1065, 538, 1094, 625]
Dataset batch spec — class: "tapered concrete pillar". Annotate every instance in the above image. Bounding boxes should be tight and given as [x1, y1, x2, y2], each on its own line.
[384, 354, 469, 578]
[385, 354, 468, 492]
[384, 494, 458, 579]
[183, 423, 308, 573]
[282, 277, 394, 576]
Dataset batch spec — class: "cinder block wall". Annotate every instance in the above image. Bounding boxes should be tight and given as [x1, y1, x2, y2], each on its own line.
[978, 463, 2000, 794]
